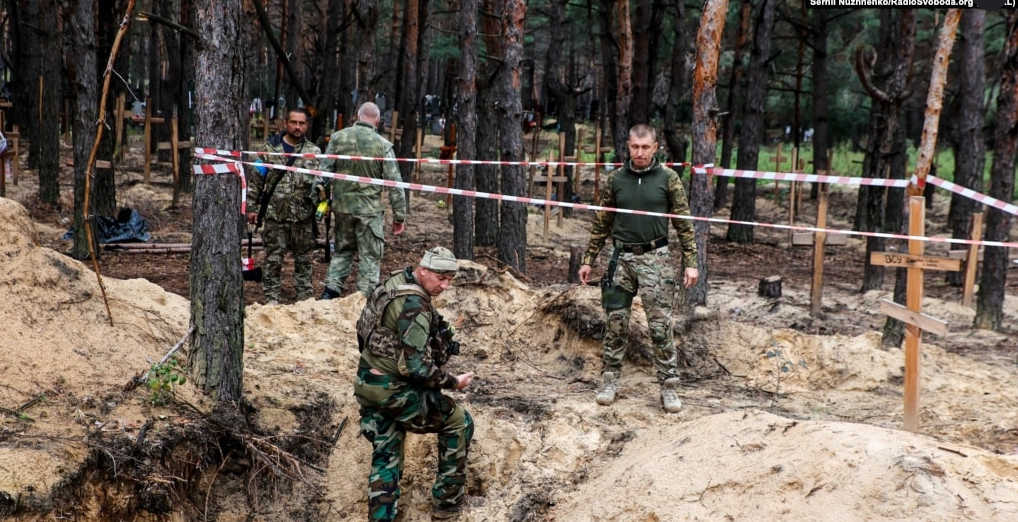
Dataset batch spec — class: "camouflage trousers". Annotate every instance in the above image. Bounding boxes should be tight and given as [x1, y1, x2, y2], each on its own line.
[261, 217, 315, 302]
[602, 246, 679, 381]
[324, 212, 385, 296]
[354, 367, 474, 522]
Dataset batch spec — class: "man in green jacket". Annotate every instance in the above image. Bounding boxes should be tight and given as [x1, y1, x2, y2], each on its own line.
[577, 124, 699, 413]
[246, 107, 322, 303]
[355, 246, 474, 521]
[320, 102, 407, 298]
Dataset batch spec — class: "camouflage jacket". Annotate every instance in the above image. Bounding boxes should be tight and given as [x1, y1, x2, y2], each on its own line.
[356, 268, 457, 390]
[582, 160, 698, 268]
[247, 133, 323, 223]
[321, 122, 407, 221]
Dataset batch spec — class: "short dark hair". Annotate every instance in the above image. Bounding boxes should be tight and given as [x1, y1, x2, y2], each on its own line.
[287, 107, 311, 121]
[628, 124, 657, 141]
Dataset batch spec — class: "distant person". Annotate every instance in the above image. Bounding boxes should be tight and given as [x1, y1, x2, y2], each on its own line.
[577, 123, 699, 413]
[319, 102, 407, 298]
[246, 107, 323, 303]
[354, 246, 473, 521]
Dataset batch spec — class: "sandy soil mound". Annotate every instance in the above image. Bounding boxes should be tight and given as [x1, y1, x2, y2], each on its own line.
[0, 198, 190, 513]
[553, 409, 1018, 521]
[2, 192, 1016, 520]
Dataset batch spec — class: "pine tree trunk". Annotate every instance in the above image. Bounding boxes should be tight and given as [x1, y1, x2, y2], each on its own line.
[33, 0, 62, 206]
[974, 12, 1018, 331]
[597, 0, 618, 158]
[69, 0, 99, 260]
[947, 10, 986, 286]
[662, 0, 689, 163]
[92, 0, 120, 219]
[715, 0, 751, 211]
[188, 0, 247, 403]
[453, 0, 478, 260]
[856, 10, 916, 292]
[474, 0, 500, 247]
[396, 0, 420, 187]
[688, 0, 729, 306]
[312, 0, 345, 142]
[355, 2, 379, 105]
[495, 0, 527, 272]
[176, 0, 196, 197]
[810, 9, 830, 197]
[611, 0, 633, 157]
[630, 0, 652, 125]
[727, 0, 776, 244]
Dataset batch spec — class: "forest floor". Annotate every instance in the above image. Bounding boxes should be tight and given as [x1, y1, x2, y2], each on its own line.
[1, 132, 1017, 520]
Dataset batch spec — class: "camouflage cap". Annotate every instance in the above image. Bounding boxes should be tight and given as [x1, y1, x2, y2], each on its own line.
[420, 246, 458, 274]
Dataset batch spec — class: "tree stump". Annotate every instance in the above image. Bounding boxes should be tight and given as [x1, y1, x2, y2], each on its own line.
[758, 276, 782, 298]
[568, 246, 584, 284]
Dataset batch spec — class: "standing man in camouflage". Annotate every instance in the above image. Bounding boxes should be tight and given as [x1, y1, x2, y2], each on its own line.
[246, 107, 323, 303]
[355, 246, 474, 521]
[319, 102, 407, 299]
[577, 124, 699, 413]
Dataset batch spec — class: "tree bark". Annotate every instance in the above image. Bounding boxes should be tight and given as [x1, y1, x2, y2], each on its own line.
[688, 0, 729, 306]
[32, 0, 62, 206]
[630, 0, 652, 125]
[727, 0, 776, 244]
[474, 0, 500, 248]
[544, 0, 579, 217]
[355, 1, 379, 106]
[856, 9, 916, 292]
[453, 0, 478, 260]
[662, 0, 688, 163]
[810, 8, 830, 198]
[189, 0, 247, 404]
[947, 10, 986, 286]
[495, 0, 527, 272]
[611, 0, 633, 156]
[312, 0, 345, 142]
[396, 0, 421, 185]
[597, 0, 618, 157]
[715, 0, 751, 211]
[882, 9, 959, 347]
[974, 12, 1018, 331]
[69, 0, 99, 260]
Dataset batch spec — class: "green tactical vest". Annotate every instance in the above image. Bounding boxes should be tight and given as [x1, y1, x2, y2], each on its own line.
[356, 270, 433, 360]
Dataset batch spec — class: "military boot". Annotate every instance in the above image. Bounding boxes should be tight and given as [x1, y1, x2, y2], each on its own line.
[319, 286, 341, 300]
[660, 377, 682, 413]
[595, 371, 619, 405]
[431, 504, 462, 520]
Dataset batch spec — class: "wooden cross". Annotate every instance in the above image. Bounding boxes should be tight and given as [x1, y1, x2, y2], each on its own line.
[869, 196, 961, 432]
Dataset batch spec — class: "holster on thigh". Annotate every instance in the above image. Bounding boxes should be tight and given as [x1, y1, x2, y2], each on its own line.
[601, 284, 635, 311]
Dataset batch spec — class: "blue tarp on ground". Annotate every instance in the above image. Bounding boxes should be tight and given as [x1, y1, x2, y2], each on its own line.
[63, 207, 152, 244]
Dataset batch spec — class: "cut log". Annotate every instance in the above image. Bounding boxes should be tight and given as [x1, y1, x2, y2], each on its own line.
[758, 276, 782, 298]
[568, 246, 583, 284]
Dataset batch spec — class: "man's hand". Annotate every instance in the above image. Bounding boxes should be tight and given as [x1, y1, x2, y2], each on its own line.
[246, 212, 258, 225]
[683, 267, 699, 288]
[454, 372, 474, 390]
[392, 222, 406, 236]
[578, 264, 592, 285]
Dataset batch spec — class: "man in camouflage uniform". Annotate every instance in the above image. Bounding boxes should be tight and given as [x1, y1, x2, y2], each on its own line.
[246, 108, 323, 303]
[354, 246, 474, 521]
[319, 102, 407, 299]
[577, 124, 699, 413]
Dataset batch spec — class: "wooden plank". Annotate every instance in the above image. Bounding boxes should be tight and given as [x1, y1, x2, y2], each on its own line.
[880, 300, 947, 336]
[114, 93, 125, 161]
[869, 251, 961, 272]
[143, 97, 152, 183]
[0, 100, 12, 108]
[557, 132, 566, 227]
[962, 212, 983, 307]
[389, 111, 399, 143]
[810, 184, 828, 317]
[95, 160, 112, 169]
[793, 231, 847, 246]
[171, 111, 180, 186]
[903, 196, 925, 433]
[157, 140, 193, 150]
[593, 125, 602, 201]
[149, 117, 166, 124]
[533, 176, 567, 183]
[10, 125, 18, 185]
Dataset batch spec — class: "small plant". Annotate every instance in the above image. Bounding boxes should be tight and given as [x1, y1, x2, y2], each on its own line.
[147, 358, 186, 406]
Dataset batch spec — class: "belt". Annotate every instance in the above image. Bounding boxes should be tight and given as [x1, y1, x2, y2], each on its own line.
[615, 237, 668, 255]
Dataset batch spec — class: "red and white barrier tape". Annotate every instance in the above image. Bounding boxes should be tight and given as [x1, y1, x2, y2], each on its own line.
[194, 153, 1018, 249]
[192, 161, 247, 215]
[927, 176, 1018, 217]
[193, 146, 681, 168]
[695, 166, 910, 188]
